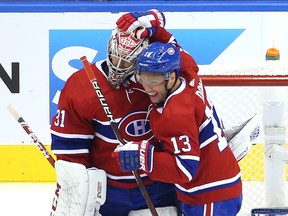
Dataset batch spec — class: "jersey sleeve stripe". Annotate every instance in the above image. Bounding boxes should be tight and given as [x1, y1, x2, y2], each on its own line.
[176, 155, 200, 180]
[179, 155, 200, 161]
[95, 132, 118, 144]
[51, 134, 92, 152]
[92, 120, 118, 140]
[51, 129, 94, 139]
[52, 149, 89, 154]
[175, 156, 193, 181]
[175, 172, 241, 194]
[199, 134, 217, 149]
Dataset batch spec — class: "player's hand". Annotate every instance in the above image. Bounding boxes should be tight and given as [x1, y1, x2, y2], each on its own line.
[112, 140, 154, 172]
[116, 9, 166, 39]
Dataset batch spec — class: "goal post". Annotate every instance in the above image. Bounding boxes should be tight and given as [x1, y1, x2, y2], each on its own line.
[198, 61, 288, 215]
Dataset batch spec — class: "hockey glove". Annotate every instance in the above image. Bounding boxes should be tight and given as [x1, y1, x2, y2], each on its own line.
[112, 140, 154, 173]
[116, 9, 166, 39]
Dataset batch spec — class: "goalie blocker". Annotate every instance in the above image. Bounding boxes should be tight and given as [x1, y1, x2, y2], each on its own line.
[51, 160, 107, 216]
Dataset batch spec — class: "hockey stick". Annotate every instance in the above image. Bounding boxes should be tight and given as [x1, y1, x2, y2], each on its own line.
[7, 104, 55, 167]
[80, 56, 158, 216]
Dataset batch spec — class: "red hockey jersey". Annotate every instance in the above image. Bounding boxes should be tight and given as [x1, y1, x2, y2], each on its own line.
[147, 75, 242, 205]
[51, 61, 157, 188]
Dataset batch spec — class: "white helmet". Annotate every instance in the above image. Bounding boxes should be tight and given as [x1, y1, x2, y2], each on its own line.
[107, 28, 149, 88]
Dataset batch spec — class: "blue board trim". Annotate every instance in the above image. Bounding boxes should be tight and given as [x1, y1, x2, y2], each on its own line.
[0, 1, 288, 12]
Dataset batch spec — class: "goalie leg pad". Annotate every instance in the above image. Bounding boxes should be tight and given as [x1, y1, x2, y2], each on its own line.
[84, 168, 107, 216]
[52, 160, 89, 216]
[51, 160, 107, 216]
[128, 206, 178, 216]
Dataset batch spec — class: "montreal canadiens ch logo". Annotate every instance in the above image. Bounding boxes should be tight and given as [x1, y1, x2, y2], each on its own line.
[118, 111, 154, 142]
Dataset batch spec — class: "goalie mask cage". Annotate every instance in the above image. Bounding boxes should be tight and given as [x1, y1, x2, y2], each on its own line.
[199, 61, 288, 216]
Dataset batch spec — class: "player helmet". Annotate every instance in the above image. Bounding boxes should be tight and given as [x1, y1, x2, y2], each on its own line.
[107, 28, 149, 88]
[136, 42, 180, 80]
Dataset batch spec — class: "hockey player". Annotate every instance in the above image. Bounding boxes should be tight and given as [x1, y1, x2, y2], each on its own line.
[116, 9, 260, 164]
[113, 42, 243, 216]
[50, 9, 198, 216]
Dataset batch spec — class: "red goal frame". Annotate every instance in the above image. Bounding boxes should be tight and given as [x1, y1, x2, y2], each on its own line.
[201, 75, 288, 86]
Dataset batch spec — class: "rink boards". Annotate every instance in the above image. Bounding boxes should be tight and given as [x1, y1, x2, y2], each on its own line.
[0, 143, 268, 182]
[0, 145, 56, 182]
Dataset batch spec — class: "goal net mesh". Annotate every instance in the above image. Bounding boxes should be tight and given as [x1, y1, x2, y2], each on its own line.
[198, 61, 288, 216]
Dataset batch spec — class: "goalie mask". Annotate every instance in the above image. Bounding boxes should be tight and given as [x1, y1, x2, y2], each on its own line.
[107, 28, 149, 88]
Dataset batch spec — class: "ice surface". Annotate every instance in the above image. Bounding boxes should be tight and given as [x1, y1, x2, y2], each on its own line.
[0, 183, 55, 216]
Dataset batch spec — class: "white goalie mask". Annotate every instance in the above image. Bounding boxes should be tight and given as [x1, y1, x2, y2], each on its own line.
[107, 28, 149, 88]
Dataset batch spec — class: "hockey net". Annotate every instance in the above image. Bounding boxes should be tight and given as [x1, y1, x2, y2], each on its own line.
[199, 61, 288, 216]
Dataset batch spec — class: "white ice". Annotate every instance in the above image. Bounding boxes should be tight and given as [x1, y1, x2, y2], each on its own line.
[0, 183, 55, 216]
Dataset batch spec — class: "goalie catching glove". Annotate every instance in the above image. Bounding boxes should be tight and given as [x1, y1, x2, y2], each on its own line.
[116, 9, 166, 39]
[225, 113, 260, 162]
[112, 140, 154, 173]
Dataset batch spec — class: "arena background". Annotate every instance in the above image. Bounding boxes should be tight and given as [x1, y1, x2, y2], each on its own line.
[0, 0, 288, 182]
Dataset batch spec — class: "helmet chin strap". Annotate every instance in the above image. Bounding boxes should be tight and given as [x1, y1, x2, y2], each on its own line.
[156, 77, 178, 106]
[166, 78, 177, 96]
[166, 71, 179, 97]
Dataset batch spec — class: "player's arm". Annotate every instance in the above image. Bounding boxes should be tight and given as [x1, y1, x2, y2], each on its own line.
[149, 116, 200, 183]
[177, 46, 199, 75]
[116, 9, 165, 38]
[50, 71, 97, 165]
[116, 9, 175, 44]
[112, 140, 199, 184]
[116, 9, 199, 76]
[112, 118, 200, 184]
